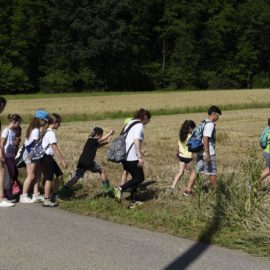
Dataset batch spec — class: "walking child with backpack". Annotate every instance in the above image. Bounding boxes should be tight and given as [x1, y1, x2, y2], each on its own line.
[259, 118, 270, 182]
[1, 114, 22, 202]
[194, 106, 222, 189]
[112, 108, 151, 209]
[170, 120, 196, 196]
[20, 110, 49, 203]
[60, 127, 114, 197]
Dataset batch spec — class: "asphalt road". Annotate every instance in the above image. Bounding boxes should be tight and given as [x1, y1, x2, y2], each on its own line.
[0, 204, 269, 270]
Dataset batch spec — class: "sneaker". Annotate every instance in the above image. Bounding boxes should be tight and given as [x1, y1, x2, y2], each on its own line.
[20, 194, 34, 204]
[31, 193, 45, 203]
[113, 187, 122, 203]
[43, 199, 58, 208]
[129, 201, 144, 209]
[183, 190, 193, 197]
[0, 198, 15, 207]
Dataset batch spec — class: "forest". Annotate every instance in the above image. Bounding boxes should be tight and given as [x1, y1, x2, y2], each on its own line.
[1, 0, 270, 93]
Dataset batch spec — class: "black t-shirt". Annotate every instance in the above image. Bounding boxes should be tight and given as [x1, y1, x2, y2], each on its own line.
[77, 138, 99, 168]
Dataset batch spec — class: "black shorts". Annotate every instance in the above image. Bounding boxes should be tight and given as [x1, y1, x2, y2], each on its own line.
[42, 154, 63, 181]
[178, 156, 193, 164]
[75, 162, 102, 178]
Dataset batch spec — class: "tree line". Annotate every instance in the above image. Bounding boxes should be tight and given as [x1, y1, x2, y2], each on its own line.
[1, 0, 270, 93]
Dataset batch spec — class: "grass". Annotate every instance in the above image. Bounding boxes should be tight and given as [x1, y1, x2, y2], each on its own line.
[3, 90, 270, 257]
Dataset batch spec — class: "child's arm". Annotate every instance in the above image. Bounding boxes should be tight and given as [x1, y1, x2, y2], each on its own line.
[98, 129, 115, 143]
[51, 144, 68, 168]
[0, 137, 6, 161]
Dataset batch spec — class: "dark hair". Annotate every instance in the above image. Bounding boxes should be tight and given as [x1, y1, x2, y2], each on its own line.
[134, 108, 151, 121]
[26, 118, 40, 139]
[48, 113, 62, 125]
[208, 105, 221, 116]
[268, 118, 270, 126]
[90, 127, 103, 138]
[0, 97, 7, 108]
[179, 120, 196, 142]
[7, 114, 22, 123]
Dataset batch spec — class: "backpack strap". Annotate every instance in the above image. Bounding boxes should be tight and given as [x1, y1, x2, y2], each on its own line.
[121, 120, 141, 159]
[120, 120, 141, 136]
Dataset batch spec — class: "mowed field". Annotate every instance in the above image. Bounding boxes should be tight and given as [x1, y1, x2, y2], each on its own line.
[3, 89, 270, 119]
[4, 90, 270, 256]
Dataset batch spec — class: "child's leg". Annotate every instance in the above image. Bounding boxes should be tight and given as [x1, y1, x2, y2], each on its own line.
[184, 161, 196, 192]
[22, 162, 37, 195]
[65, 175, 81, 188]
[120, 170, 128, 186]
[33, 161, 41, 196]
[260, 167, 270, 181]
[0, 161, 4, 199]
[44, 180, 52, 199]
[53, 175, 63, 195]
[171, 162, 185, 189]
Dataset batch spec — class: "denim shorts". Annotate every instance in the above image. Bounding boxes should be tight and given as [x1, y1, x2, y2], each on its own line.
[263, 151, 270, 168]
[196, 154, 217, 176]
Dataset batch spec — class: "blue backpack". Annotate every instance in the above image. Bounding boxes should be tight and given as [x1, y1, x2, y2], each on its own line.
[187, 121, 210, 153]
[260, 127, 270, 149]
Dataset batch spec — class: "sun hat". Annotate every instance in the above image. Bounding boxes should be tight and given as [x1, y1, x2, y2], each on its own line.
[35, 110, 49, 121]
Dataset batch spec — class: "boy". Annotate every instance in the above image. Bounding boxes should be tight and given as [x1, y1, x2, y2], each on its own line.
[196, 105, 222, 188]
[60, 127, 114, 197]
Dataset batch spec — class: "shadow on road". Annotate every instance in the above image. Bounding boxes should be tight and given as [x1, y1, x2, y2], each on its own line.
[164, 181, 225, 270]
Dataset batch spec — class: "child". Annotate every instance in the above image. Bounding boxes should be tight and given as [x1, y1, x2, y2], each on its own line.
[20, 110, 49, 203]
[60, 127, 114, 197]
[260, 118, 270, 182]
[41, 113, 67, 207]
[170, 120, 196, 196]
[0, 97, 14, 207]
[1, 114, 22, 201]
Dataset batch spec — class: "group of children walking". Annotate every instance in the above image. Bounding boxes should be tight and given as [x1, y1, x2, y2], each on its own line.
[1, 95, 269, 210]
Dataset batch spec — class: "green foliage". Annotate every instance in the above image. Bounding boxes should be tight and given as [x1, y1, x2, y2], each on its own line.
[2, 0, 270, 92]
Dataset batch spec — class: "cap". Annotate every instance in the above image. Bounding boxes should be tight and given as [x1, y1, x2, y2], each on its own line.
[35, 110, 49, 121]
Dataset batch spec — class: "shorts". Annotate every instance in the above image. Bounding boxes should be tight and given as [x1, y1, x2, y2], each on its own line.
[178, 156, 193, 164]
[75, 162, 102, 178]
[23, 149, 40, 165]
[42, 154, 63, 181]
[263, 151, 270, 168]
[196, 154, 217, 176]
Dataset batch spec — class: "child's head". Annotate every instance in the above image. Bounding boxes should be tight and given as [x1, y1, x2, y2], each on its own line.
[0, 97, 7, 113]
[208, 105, 221, 122]
[7, 114, 22, 129]
[48, 113, 62, 129]
[35, 109, 49, 126]
[268, 118, 270, 127]
[179, 120, 196, 142]
[90, 127, 104, 139]
[134, 108, 151, 125]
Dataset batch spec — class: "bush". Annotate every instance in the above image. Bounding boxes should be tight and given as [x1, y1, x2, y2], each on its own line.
[252, 72, 270, 88]
[0, 61, 30, 93]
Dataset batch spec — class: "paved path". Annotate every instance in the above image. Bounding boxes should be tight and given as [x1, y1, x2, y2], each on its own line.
[0, 204, 269, 270]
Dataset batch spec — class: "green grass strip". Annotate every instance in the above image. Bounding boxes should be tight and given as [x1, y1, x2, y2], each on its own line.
[1, 101, 270, 124]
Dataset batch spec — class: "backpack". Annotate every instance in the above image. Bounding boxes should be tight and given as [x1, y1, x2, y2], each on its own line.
[15, 144, 26, 168]
[187, 120, 212, 153]
[107, 120, 141, 163]
[259, 127, 270, 149]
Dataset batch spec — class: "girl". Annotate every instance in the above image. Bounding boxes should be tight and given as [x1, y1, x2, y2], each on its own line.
[20, 110, 49, 203]
[171, 120, 196, 196]
[41, 113, 67, 207]
[0, 97, 13, 207]
[1, 114, 22, 200]
[60, 127, 114, 198]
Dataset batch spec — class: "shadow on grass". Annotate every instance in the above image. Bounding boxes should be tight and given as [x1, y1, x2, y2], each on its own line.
[164, 181, 226, 270]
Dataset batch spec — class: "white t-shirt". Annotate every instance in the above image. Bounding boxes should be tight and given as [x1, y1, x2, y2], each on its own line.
[25, 128, 40, 147]
[42, 128, 57, 156]
[202, 119, 216, 156]
[124, 120, 144, 161]
[1, 128, 17, 158]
